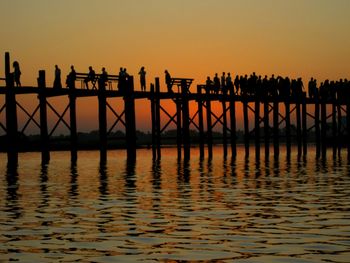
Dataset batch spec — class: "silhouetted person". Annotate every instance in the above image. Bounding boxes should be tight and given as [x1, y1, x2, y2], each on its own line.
[262, 75, 269, 98]
[84, 66, 95, 89]
[53, 65, 62, 89]
[308, 77, 317, 99]
[139, 66, 146, 91]
[226, 73, 234, 94]
[66, 65, 76, 89]
[98, 67, 108, 90]
[213, 73, 220, 94]
[165, 70, 172, 92]
[296, 77, 304, 98]
[118, 67, 128, 92]
[13, 61, 21, 87]
[221, 72, 226, 92]
[234, 75, 240, 95]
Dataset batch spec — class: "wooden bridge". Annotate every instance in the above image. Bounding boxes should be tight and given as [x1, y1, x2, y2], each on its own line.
[1, 52, 349, 165]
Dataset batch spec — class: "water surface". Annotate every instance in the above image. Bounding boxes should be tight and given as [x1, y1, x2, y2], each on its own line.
[0, 147, 349, 262]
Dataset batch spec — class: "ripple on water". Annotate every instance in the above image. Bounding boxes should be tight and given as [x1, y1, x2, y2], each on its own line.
[0, 148, 350, 262]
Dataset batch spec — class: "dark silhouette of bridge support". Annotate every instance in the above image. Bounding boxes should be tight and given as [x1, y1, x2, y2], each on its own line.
[197, 86, 205, 159]
[181, 80, 191, 161]
[205, 86, 213, 160]
[285, 101, 291, 158]
[321, 100, 327, 159]
[254, 99, 260, 159]
[273, 100, 279, 158]
[38, 70, 50, 164]
[229, 89, 237, 159]
[98, 77, 107, 163]
[69, 86, 78, 163]
[5, 52, 18, 167]
[302, 97, 307, 157]
[347, 102, 350, 161]
[124, 76, 137, 160]
[243, 99, 249, 157]
[264, 101, 270, 158]
[315, 97, 321, 158]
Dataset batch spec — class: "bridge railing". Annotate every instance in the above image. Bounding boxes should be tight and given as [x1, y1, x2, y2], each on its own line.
[74, 73, 119, 90]
[169, 78, 193, 94]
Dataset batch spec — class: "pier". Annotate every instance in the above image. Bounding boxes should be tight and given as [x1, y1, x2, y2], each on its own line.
[1, 52, 349, 165]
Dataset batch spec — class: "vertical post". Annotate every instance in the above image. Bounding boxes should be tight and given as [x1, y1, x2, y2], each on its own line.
[254, 99, 260, 159]
[302, 96, 307, 156]
[229, 88, 237, 158]
[176, 99, 182, 159]
[206, 85, 213, 159]
[150, 84, 157, 160]
[332, 102, 337, 158]
[296, 101, 302, 157]
[285, 101, 291, 158]
[315, 97, 321, 158]
[181, 80, 190, 161]
[124, 76, 137, 160]
[264, 101, 269, 158]
[347, 102, 350, 161]
[243, 100, 249, 157]
[222, 99, 228, 158]
[321, 101, 327, 159]
[197, 85, 205, 159]
[155, 78, 161, 159]
[5, 52, 18, 166]
[98, 75, 107, 162]
[69, 80, 77, 163]
[273, 100, 279, 157]
[337, 102, 342, 157]
[38, 70, 50, 164]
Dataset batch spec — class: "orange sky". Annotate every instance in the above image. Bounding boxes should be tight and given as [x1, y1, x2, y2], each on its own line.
[1, 0, 350, 134]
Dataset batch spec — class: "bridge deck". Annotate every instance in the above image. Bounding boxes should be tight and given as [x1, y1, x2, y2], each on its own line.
[0, 86, 346, 104]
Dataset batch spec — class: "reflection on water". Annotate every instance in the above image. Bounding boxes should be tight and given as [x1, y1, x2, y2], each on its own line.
[0, 147, 350, 262]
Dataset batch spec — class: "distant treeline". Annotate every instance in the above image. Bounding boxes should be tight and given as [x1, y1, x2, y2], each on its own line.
[0, 124, 346, 152]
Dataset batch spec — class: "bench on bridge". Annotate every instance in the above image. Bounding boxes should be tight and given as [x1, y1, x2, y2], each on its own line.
[169, 78, 194, 94]
[75, 73, 119, 90]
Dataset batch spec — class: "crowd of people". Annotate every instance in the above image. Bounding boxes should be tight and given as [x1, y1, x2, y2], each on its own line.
[5, 62, 349, 100]
[205, 72, 350, 100]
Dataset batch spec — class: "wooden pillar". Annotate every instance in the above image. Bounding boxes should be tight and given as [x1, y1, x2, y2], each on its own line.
[337, 101, 342, 157]
[296, 101, 302, 156]
[254, 99, 260, 159]
[205, 85, 213, 159]
[315, 97, 321, 158]
[38, 70, 50, 164]
[264, 101, 269, 158]
[124, 76, 137, 160]
[155, 78, 161, 159]
[197, 85, 205, 159]
[302, 96, 307, 156]
[273, 100, 279, 157]
[347, 102, 350, 161]
[243, 100, 249, 157]
[321, 101, 327, 159]
[285, 101, 291, 158]
[181, 80, 190, 161]
[222, 99, 228, 158]
[332, 102, 337, 158]
[69, 81, 77, 163]
[150, 84, 157, 160]
[5, 52, 18, 166]
[176, 99, 182, 160]
[98, 76, 107, 162]
[229, 89, 237, 158]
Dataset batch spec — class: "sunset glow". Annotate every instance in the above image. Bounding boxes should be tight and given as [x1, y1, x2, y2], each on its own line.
[1, 0, 349, 132]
